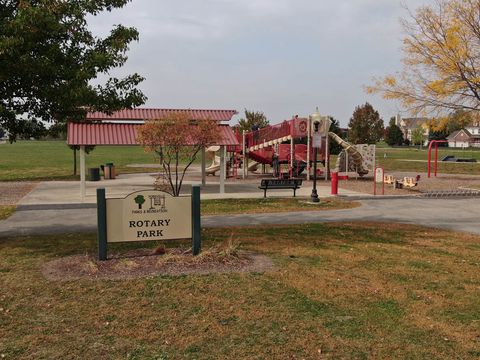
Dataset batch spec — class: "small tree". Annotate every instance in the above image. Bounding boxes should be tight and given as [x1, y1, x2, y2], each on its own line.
[348, 103, 384, 144]
[411, 126, 427, 148]
[385, 117, 404, 146]
[237, 110, 269, 132]
[328, 117, 344, 155]
[137, 113, 220, 196]
[446, 110, 473, 134]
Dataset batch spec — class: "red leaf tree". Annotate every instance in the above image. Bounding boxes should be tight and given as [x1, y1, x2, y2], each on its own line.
[137, 112, 220, 196]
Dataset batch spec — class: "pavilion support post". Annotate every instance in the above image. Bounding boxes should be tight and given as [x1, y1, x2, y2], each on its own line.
[201, 147, 206, 186]
[219, 145, 225, 194]
[290, 136, 294, 176]
[307, 117, 311, 181]
[80, 145, 86, 202]
[325, 134, 329, 181]
[242, 130, 247, 179]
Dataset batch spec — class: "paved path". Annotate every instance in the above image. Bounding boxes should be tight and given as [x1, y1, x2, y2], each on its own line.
[1, 198, 479, 237]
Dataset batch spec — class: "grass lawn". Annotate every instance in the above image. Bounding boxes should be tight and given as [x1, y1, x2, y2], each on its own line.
[0, 140, 160, 181]
[201, 197, 358, 215]
[0, 206, 15, 220]
[1, 223, 479, 359]
[375, 146, 480, 175]
[2, 141, 480, 181]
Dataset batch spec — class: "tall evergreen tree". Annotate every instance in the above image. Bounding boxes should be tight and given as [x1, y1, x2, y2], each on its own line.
[348, 103, 384, 144]
[385, 117, 404, 146]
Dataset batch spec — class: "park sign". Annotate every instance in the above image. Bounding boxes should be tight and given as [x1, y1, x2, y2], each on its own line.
[96, 186, 201, 260]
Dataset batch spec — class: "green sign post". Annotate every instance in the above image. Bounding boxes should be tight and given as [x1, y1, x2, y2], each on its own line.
[97, 186, 201, 261]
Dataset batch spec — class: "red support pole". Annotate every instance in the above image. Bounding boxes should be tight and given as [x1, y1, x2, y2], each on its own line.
[331, 171, 338, 195]
[434, 143, 439, 177]
[428, 140, 433, 178]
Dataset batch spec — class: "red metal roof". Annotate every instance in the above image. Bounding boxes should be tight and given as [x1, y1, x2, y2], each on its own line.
[67, 122, 239, 146]
[86, 108, 237, 122]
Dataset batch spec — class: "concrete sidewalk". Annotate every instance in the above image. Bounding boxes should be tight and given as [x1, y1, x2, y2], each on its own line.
[1, 197, 480, 237]
[18, 172, 367, 205]
[3, 172, 479, 239]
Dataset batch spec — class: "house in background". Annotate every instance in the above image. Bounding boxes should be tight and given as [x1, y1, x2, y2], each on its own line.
[465, 117, 480, 136]
[447, 129, 473, 148]
[447, 114, 480, 148]
[447, 129, 480, 148]
[395, 115, 430, 144]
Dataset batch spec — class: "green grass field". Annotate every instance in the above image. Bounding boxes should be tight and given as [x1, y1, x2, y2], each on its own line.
[1, 140, 480, 181]
[1, 223, 479, 359]
[375, 146, 480, 175]
[0, 140, 158, 181]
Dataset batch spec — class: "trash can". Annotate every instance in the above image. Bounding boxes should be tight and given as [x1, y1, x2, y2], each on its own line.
[88, 167, 100, 181]
[105, 162, 116, 179]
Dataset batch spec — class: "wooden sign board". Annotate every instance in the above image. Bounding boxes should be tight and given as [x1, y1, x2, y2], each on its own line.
[97, 187, 201, 260]
[106, 191, 191, 243]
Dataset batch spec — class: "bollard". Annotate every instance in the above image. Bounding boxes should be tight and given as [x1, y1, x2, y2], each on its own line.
[331, 171, 338, 195]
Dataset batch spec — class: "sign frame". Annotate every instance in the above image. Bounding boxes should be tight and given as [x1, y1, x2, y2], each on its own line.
[97, 186, 201, 260]
[373, 167, 385, 196]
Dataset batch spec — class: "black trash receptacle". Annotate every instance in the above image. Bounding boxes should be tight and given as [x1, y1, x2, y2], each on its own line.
[88, 167, 100, 181]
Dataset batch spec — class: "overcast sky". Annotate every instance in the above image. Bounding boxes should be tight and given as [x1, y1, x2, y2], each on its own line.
[89, 0, 433, 127]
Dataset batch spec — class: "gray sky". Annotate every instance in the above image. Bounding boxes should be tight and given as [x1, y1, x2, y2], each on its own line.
[90, 0, 433, 127]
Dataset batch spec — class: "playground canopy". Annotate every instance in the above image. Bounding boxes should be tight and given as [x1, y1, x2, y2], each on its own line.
[67, 108, 239, 200]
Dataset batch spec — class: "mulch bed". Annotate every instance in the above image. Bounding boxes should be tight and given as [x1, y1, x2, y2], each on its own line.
[0, 182, 38, 205]
[42, 248, 274, 281]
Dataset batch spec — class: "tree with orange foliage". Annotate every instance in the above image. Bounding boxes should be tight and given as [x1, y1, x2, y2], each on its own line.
[137, 113, 219, 196]
[368, 0, 480, 115]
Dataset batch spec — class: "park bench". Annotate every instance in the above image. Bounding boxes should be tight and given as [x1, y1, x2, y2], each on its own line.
[259, 179, 302, 198]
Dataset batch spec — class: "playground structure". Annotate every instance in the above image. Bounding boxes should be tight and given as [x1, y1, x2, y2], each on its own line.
[329, 132, 375, 177]
[233, 117, 376, 180]
[205, 146, 221, 176]
[240, 117, 318, 179]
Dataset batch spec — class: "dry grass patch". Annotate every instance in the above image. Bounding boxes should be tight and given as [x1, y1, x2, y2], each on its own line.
[1, 224, 480, 359]
[42, 236, 272, 281]
[0, 205, 15, 220]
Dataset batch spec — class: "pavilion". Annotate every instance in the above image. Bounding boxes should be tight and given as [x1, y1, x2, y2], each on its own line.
[67, 108, 239, 201]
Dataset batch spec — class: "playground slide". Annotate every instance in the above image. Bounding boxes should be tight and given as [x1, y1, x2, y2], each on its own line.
[206, 155, 220, 175]
[328, 132, 369, 176]
[248, 161, 260, 172]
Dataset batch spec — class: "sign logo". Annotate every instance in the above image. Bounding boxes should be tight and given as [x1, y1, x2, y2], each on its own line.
[133, 194, 167, 214]
[134, 195, 145, 209]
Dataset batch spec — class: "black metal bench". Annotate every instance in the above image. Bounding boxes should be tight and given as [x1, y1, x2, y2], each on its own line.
[259, 179, 302, 198]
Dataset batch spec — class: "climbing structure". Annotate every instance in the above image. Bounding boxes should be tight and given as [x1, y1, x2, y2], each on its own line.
[329, 132, 375, 176]
[237, 117, 326, 178]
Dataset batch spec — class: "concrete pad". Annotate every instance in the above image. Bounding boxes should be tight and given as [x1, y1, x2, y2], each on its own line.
[18, 172, 368, 205]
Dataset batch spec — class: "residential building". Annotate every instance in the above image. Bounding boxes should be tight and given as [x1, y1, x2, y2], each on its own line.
[395, 114, 429, 145]
[447, 129, 480, 148]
